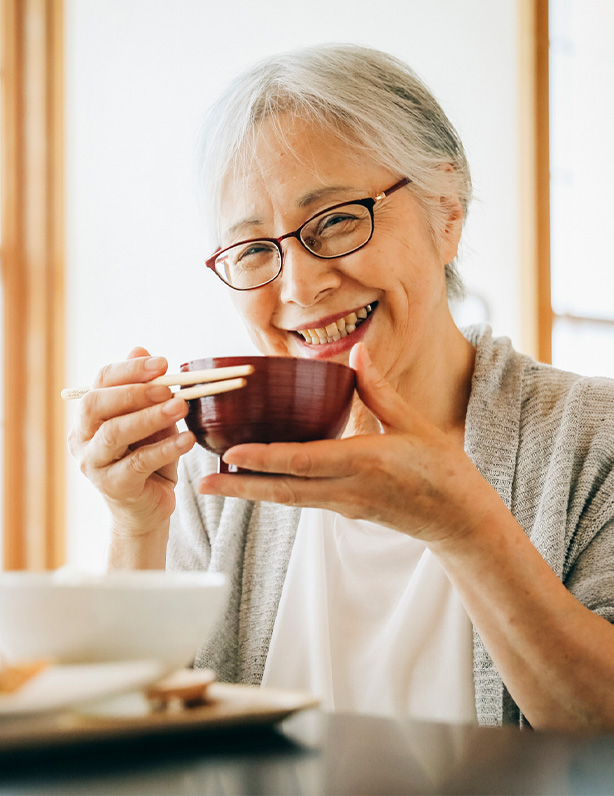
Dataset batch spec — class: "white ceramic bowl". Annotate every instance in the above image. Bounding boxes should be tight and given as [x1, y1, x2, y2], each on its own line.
[0, 570, 228, 671]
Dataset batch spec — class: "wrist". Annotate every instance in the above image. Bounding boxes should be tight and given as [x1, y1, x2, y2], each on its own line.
[426, 479, 515, 559]
[108, 522, 170, 571]
[106, 493, 175, 538]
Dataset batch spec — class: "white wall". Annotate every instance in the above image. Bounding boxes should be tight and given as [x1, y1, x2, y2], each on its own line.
[64, 0, 524, 569]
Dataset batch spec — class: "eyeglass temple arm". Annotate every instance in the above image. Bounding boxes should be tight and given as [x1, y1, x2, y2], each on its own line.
[374, 177, 411, 204]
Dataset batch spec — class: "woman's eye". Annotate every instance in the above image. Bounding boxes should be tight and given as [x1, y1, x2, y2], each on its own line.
[318, 213, 359, 235]
[238, 244, 268, 260]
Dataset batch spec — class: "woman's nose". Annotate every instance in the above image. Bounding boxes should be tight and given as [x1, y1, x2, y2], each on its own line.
[278, 239, 341, 306]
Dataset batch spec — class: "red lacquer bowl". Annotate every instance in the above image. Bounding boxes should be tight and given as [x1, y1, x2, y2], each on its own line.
[180, 356, 356, 472]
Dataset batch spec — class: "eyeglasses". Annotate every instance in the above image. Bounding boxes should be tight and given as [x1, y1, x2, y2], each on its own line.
[205, 177, 410, 291]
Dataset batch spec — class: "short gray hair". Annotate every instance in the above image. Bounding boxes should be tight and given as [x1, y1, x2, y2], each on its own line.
[197, 43, 471, 300]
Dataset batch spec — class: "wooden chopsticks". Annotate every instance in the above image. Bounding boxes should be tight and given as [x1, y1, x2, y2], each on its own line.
[61, 364, 254, 401]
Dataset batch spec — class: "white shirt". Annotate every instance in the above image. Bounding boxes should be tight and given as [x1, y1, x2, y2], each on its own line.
[262, 507, 477, 724]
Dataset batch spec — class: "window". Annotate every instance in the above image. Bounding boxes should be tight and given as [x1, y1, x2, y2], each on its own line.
[549, 0, 614, 377]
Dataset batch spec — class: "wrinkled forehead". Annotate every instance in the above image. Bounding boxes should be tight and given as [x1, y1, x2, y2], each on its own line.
[213, 113, 372, 241]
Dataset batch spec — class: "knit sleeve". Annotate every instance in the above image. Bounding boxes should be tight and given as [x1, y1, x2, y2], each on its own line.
[166, 446, 220, 572]
[561, 377, 614, 617]
[565, 518, 614, 623]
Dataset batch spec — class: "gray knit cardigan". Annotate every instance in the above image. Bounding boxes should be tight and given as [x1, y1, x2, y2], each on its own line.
[167, 325, 614, 726]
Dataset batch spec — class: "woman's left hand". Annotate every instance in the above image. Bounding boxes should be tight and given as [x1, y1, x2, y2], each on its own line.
[198, 343, 498, 545]
[199, 344, 614, 731]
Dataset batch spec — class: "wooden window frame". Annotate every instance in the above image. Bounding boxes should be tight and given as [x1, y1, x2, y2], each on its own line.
[519, 0, 552, 364]
[522, 0, 614, 364]
[1, 0, 65, 570]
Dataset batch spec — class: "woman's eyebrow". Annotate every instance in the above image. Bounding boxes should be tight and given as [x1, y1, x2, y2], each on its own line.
[223, 217, 264, 241]
[296, 185, 355, 208]
[222, 185, 357, 241]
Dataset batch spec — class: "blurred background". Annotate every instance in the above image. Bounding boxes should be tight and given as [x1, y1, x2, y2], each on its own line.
[1, 0, 612, 571]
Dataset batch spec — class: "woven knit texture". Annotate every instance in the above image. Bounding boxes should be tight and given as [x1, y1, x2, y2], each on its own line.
[167, 325, 614, 726]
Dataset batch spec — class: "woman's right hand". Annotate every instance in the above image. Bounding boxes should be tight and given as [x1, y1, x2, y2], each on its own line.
[67, 346, 196, 539]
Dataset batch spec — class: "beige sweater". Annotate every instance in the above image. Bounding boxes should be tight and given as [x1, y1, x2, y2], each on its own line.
[167, 325, 614, 726]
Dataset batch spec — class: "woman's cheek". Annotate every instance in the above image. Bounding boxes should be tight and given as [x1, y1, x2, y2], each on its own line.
[231, 291, 264, 332]
[231, 291, 288, 355]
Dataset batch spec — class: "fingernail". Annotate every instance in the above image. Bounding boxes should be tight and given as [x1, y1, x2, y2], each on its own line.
[146, 385, 171, 403]
[145, 356, 166, 371]
[162, 397, 186, 416]
[175, 431, 194, 450]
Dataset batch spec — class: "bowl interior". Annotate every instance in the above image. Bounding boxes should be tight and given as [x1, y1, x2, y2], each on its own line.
[181, 356, 356, 457]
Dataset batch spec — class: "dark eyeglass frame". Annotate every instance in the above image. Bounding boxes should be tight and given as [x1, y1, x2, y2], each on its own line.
[205, 177, 410, 291]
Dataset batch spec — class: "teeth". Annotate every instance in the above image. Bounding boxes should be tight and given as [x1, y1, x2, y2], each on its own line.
[324, 322, 338, 336]
[296, 304, 375, 345]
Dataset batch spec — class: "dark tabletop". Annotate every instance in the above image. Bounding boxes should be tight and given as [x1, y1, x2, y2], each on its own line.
[1, 709, 613, 795]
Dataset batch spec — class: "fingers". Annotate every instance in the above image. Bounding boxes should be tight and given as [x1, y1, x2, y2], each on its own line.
[68, 350, 190, 483]
[202, 437, 371, 509]
[92, 353, 168, 390]
[200, 437, 403, 520]
[86, 396, 189, 468]
[102, 430, 195, 499]
[221, 437, 370, 478]
[77, 382, 173, 439]
[71, 350, 175, 450]
[199, 469, 349, 512]
[350, 343, 428, 435]
[66, 348, 199, 533]
[126, 346, 152, 360]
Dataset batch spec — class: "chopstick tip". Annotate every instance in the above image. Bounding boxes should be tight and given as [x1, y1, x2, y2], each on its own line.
[61, 387, 90, 401]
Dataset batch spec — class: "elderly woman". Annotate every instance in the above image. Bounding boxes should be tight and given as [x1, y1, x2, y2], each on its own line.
[69, 44, 614, 730]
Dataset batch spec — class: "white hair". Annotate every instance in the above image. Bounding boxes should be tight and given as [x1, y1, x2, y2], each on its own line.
[197, 43, 472, 299]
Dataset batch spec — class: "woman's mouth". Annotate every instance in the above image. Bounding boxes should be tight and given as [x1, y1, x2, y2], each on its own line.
[294, 303, 376, 345]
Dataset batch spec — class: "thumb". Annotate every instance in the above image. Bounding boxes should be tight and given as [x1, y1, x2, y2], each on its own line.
[349, 343, 415, 433]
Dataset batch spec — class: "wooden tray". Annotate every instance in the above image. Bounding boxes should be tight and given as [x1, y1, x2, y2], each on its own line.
[0, 683, 319, 754]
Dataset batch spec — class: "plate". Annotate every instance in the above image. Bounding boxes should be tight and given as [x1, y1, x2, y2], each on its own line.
[0, 660, 165, 717]
[0, 683, 319, 754]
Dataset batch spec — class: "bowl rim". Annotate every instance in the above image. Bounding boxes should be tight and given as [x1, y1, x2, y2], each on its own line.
[180, 354, 356, 376]
[0, 570, 227, 589]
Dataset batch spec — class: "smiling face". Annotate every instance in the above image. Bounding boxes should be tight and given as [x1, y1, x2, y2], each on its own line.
[216, 115, 463, 393]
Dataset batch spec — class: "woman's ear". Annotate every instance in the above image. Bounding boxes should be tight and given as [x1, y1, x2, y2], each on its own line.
[439, 192, 463, 265]
[433, 163, 463, 265]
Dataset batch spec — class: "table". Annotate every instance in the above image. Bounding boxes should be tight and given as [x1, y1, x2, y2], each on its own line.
[1, 709, 613, 795]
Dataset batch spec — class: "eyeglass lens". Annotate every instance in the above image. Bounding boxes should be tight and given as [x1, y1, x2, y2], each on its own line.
[214, 202, 373, 290]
